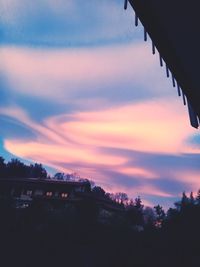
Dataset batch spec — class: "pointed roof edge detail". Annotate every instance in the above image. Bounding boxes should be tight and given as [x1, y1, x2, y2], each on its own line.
[125, 0, 200, 128]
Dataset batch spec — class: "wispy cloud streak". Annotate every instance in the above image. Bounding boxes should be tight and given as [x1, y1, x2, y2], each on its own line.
[1, 98, 199, 207]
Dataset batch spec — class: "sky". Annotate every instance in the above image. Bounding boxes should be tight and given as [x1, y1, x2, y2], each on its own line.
[0, 0, 200, 208]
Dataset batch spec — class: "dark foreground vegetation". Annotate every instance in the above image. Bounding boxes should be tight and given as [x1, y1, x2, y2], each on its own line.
[0, 157, 200, 267]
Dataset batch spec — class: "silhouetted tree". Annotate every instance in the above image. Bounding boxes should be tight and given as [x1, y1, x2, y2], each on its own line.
[114, 192, 128, 205]
[134, 196, 144, 210]
[181, 191, 189, 205]
[0, 157, 47, 179]
[143, 207, 156, 227]
[54, 172, 65, 180]
[0, 156, 6, 178]
[88, 180, 95, 189]
[174, 191, 190, 211]
[29, 163, 47, 179]
[92, 186, 106, 197]
[196, 189, 200, 205]
[167, 207, 179, 220]
[126, 197, 144, 226]
[65, 173, 72, 180]
[6, 158, 28, 178]
[189, 191, 195, 205]
[2, 154, 200, 267]
[154, 205, 165, 226]
[105, 192, 115, 202]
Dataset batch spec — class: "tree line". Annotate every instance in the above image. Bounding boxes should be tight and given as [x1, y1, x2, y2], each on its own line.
[1, 155, 200, 229]
[0, 156, 47, 179]
[1, 156, 200, 266]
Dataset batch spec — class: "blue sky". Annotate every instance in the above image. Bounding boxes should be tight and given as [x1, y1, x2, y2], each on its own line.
[0, 0, 200, 208]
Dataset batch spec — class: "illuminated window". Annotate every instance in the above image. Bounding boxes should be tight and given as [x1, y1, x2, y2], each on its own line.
[46, 191, 53, 197]
[61, 193, 68, 198]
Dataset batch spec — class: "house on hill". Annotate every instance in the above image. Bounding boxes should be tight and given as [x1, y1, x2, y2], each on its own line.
[0, 178, 91, 208]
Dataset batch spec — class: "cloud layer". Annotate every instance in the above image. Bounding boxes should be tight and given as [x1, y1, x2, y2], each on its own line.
[1, 43, 172, 103]
[1, 97, 200, 208]
[0, 0, 140, 46]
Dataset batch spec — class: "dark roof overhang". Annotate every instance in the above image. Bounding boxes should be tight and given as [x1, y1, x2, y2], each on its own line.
[126, 0, 200, 128]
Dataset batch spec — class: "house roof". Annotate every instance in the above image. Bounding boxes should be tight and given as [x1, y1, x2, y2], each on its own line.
[0, 177, 90, 188]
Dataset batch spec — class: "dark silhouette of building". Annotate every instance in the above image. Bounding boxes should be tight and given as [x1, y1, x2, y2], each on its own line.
[125, 0, 200, 128]
[0, 178, 123, 212]
[0, 178, 91, 208]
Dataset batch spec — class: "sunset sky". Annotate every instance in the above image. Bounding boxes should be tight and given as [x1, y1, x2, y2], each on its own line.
[0, 0, 200, 208]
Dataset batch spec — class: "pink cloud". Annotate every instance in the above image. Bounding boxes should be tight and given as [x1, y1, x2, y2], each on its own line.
[1, 96, 199, 205]
[1, 43, 199, 206]
[1, 43, 171, 102]
[45, 99, 198, 154]
[102, 183, 173, 203]
[1, 1, 199, 208]
[115, 166, 157, 179]
[172, 170, 200, 194]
